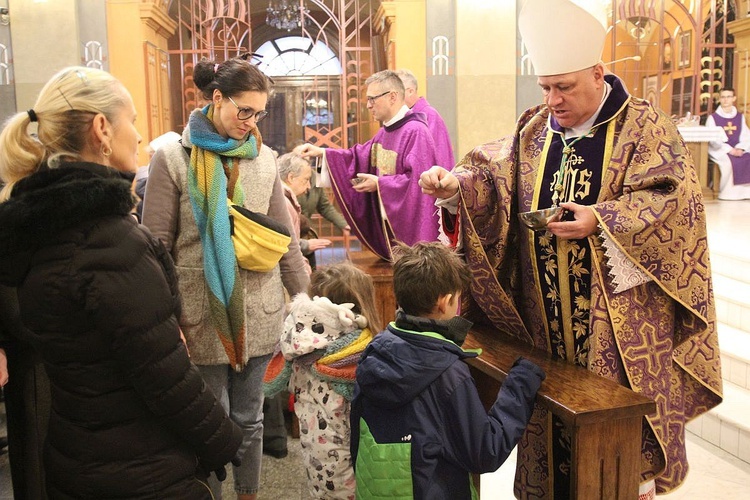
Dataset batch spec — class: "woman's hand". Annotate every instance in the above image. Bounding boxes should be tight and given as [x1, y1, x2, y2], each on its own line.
[307, 238, 332, 251]
[0, 348, 8, 387]
[179, 328, 189, 357]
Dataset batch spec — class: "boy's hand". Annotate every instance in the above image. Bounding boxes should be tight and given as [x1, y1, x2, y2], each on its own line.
[512, 356, 546, 381]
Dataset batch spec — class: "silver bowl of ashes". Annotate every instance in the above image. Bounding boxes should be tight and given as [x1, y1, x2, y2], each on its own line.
[518, 206, 561, 231]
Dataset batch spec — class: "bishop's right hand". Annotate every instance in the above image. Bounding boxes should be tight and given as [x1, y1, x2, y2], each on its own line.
[419, 166, 459, 199]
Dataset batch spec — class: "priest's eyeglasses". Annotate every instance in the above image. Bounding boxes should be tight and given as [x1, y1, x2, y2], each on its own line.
[227, 96, 269, 123]
[366, 91, 392, 105]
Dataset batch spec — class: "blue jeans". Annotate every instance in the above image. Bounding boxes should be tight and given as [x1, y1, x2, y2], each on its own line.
[199, 354, 272, 497]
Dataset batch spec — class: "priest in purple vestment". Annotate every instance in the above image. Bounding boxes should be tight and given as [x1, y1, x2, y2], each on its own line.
[294, 70, 441, 260]
[706, 87, 750, 200]
[397, 69, 455, 169]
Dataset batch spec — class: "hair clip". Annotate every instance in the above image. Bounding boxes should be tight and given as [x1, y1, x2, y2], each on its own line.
[74, 69, 89, 85]
[239, 52, 265, 66]
[57, 88, 74, 110]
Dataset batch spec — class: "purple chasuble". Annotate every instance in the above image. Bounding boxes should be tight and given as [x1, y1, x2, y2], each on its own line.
[711, 112, 750, 184]
[325, 113, 440, 260]
[411, 97, 455, 169]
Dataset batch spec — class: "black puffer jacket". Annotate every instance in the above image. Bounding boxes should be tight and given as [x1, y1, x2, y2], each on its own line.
[0, 162, 242, 499]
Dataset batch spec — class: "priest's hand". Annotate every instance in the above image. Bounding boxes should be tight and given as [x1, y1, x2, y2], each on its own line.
[419, 166, 459, 199]
[546, 202, 598, 240]
[352, 173, 378, 192]
[293, 143, 324, 158]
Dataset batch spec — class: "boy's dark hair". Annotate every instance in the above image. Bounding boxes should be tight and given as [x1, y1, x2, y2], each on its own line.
[392, 242, 471, 316]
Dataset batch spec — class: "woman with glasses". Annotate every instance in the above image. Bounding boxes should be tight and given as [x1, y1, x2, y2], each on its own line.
[0, 66, 243, 498]
[142, 55, 310, 500]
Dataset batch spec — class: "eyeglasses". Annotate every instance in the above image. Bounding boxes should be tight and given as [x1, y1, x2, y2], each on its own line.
[226, 96, 269, 122]
[366, 91, 392, 105]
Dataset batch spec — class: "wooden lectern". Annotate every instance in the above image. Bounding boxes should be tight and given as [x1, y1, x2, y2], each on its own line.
[347, 250, 398, 324]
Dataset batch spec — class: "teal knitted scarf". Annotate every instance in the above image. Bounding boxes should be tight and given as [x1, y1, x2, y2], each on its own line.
[187, 105, 261, 370]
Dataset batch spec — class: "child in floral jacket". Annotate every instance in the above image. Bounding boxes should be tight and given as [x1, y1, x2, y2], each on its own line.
[264, 263, 382, 499]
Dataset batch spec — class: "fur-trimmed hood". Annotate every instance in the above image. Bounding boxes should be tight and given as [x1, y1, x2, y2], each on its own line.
[0, 162, 136, 285]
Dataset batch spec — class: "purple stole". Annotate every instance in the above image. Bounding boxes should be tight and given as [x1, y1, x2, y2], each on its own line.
[411, 97, 455, 169]
[712, 112, 750, 184]
[325, 113, 441, 260]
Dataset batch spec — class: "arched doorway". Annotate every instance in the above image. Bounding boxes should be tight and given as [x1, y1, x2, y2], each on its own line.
[253, 35, 343, 154]
[166, 0, 378, 150]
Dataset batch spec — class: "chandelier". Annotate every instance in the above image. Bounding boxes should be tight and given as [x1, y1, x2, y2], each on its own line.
[626, 16, 652, 41]
[266, 0, 310, 32]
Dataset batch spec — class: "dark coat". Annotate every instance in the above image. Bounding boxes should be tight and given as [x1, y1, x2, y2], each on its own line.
[0, 284, 50, 500]
[0, 162, 242, 499]
[351, 322, 545, 499]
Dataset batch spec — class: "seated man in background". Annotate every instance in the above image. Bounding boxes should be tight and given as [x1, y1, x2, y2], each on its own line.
[706, 87, 750, 200]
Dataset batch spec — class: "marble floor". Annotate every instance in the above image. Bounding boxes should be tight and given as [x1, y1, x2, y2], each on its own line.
[1, 199, 750, 499]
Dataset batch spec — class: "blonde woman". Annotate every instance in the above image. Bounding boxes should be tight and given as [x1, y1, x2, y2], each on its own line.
[0, 66, 241, 498]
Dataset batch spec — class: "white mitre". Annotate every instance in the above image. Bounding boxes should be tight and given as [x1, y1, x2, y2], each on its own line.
[519, 0, 608, 76]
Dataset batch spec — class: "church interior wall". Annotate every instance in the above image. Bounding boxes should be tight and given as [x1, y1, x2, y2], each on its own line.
[454, 0, 517, 156]
[8, 0, 80, 112]
[4, 1, 750, 162]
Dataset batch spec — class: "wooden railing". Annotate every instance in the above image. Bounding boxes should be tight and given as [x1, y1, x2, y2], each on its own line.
[349, 249, 657, 499]
[464, 325, 656, 499]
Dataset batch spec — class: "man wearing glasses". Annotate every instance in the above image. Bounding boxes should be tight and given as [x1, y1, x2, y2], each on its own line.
[294, 70, 441, 261]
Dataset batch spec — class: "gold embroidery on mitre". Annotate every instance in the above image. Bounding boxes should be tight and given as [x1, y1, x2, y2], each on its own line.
[370, 143, 397, 175]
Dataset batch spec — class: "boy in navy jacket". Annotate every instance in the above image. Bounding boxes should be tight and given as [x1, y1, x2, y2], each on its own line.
[351, 242, 545, 499]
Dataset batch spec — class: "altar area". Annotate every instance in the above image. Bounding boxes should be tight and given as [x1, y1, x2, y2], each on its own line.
[678, 125, 727, 200]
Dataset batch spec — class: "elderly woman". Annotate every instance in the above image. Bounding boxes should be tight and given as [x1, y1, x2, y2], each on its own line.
[0, 66, 242, 498]
[277, 152, 332, 274]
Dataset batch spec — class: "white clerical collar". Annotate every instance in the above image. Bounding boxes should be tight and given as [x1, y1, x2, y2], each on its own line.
[384, 105, 410, 127]
[716, 106, 738, 118]
[564, 80, 612, 139]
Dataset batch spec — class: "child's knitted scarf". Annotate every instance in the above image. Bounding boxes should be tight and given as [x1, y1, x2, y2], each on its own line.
[263, 327, 374, 401]
[187, 105, 262, 370]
